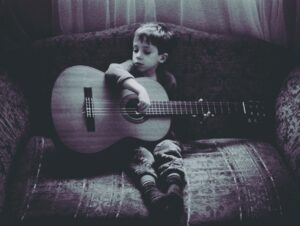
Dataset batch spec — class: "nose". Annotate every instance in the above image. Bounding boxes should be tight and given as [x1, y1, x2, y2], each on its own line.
[135, 51, 143, 59]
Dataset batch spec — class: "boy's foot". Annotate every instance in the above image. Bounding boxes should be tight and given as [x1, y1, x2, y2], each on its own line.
[141, 181, 168, 211]
[141, 181, 171, 225]
[164, 183, 185, 226]
[166, 183, 184, 214]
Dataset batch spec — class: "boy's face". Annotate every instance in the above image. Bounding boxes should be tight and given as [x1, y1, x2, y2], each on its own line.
[132, 36, 167, 76]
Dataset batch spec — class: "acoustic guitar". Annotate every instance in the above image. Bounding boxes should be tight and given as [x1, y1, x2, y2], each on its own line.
[51, 65, 267, 153]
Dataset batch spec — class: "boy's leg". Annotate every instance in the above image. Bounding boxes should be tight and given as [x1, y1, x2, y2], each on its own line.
[153, 139, 187, 223]
[127, 146, 168, 214]
[153, 139, 186, 190]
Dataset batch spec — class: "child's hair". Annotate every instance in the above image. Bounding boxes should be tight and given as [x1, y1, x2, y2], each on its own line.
[134, 23, 175, 54]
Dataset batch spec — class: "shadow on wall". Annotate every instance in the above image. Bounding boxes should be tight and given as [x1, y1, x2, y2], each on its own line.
[0, 0, 299, 59]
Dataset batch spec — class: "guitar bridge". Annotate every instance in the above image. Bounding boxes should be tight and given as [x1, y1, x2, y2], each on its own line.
[84, 87, 95, 132]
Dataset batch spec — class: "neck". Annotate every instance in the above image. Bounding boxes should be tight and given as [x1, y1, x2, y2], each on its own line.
[143, 71, 157, 81]
[144, 100, 246, 116]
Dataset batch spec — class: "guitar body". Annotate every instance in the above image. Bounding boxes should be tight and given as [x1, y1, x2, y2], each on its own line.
[51, 65, 171, 153]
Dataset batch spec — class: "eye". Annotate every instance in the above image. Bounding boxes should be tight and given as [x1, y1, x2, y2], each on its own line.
[133, 47, 138, 53]
[143, 50, 151, 55]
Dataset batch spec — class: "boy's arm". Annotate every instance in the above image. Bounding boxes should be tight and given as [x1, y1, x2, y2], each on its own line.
[105, 60, 150, 112]
[105, 60, 135, 86]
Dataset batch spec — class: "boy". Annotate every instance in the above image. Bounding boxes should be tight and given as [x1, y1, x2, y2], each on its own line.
[105, 23, 186, 224]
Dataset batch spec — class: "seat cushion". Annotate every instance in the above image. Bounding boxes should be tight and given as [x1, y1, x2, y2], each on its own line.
[5, 137, 299, 226]
[0, 70, 30, 216]
[276, 67, 300, 183]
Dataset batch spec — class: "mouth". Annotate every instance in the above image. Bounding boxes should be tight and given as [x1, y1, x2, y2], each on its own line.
[134, 62, 144, 66]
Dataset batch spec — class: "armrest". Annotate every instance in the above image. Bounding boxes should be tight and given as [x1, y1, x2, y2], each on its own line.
[0, 70, 30, 215]
[276, 66, 300, 182]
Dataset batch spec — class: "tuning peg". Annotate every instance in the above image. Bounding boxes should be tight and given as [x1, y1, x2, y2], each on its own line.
[203, 111, 211, 118]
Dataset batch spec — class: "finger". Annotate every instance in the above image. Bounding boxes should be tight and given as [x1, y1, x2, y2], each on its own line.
[137, 102, 145, 112]
[139, 102, 149, 112]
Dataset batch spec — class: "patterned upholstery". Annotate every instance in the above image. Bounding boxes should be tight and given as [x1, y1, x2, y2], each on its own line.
[276, 67, 300, 183]
[5, 137, 299, 226]
[0, 70, 30, 216]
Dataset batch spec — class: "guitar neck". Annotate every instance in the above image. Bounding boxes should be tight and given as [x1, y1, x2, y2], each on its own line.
[145, 101, 246, 116]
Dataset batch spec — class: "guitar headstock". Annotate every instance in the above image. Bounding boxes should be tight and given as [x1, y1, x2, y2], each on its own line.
[243, 101, 267, 124]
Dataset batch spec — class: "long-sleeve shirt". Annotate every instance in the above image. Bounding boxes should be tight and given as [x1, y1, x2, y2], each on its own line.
[104, 60, 179, 145]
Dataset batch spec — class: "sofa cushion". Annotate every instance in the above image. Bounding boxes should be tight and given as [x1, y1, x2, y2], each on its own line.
[276, 67, 300, 183]
[0, 70, 30, 217]
[6, 24, 293, 140]
[5, 137, 299, 226]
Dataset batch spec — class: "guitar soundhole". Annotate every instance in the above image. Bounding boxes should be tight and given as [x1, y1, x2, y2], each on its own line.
[123, 98, 146, 123]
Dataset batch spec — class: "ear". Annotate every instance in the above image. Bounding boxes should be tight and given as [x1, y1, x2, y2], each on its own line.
[159, 53, 168, 63]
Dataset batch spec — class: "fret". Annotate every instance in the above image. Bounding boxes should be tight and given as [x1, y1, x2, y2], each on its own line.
[203, 101, 207, 113]
[173, 101, 176, 115]
[154, 102, 158, 115]
[227, 102, 230, 114]
[200, 102, 204, 114]
[206, 101, 210, 113]
[242, 101, 246, 114]
[213, 102, 217, 115]
[165, 101, 168, 115]
[180, 102, 182, 115]
[219, 102, 223, 114]
[158, 101, 161, 115]
[190, 101, 194, 115]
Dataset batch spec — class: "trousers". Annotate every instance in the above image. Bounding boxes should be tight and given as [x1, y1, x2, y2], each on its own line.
[127, 139, 186, 187]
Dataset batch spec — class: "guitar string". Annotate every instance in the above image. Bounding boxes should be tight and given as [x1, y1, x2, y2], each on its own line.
[81, 101, 261, 114]
[82, 109, 240, 114]
[89, 101, 248, 104]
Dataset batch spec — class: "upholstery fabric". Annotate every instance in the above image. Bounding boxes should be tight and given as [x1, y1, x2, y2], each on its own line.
[5, 137, 299, 226]
[7, 24, 293, 140]
[0, 70, 30, 216]
[276, 67, 300, 183]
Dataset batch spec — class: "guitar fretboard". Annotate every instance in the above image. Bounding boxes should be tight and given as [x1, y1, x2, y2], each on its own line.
[145, 101, 245, 116]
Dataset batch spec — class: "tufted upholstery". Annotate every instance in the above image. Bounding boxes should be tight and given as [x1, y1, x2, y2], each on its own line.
[276, 67, 300, 183]
[1, 24, 300, 226]
[0, 70, 30, 218]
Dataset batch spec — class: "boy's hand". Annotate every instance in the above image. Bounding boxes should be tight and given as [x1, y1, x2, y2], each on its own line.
[137, 88, 151, 113]
[122, 78, 151, 113]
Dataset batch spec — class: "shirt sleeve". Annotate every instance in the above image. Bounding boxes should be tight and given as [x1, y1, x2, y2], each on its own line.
[162, 70, 178, 100]
[104, 60, 135, 88]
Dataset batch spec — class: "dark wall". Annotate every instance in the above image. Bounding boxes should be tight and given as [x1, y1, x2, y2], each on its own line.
[0, 0, 52, 56]
[11, 0, 52, 39]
